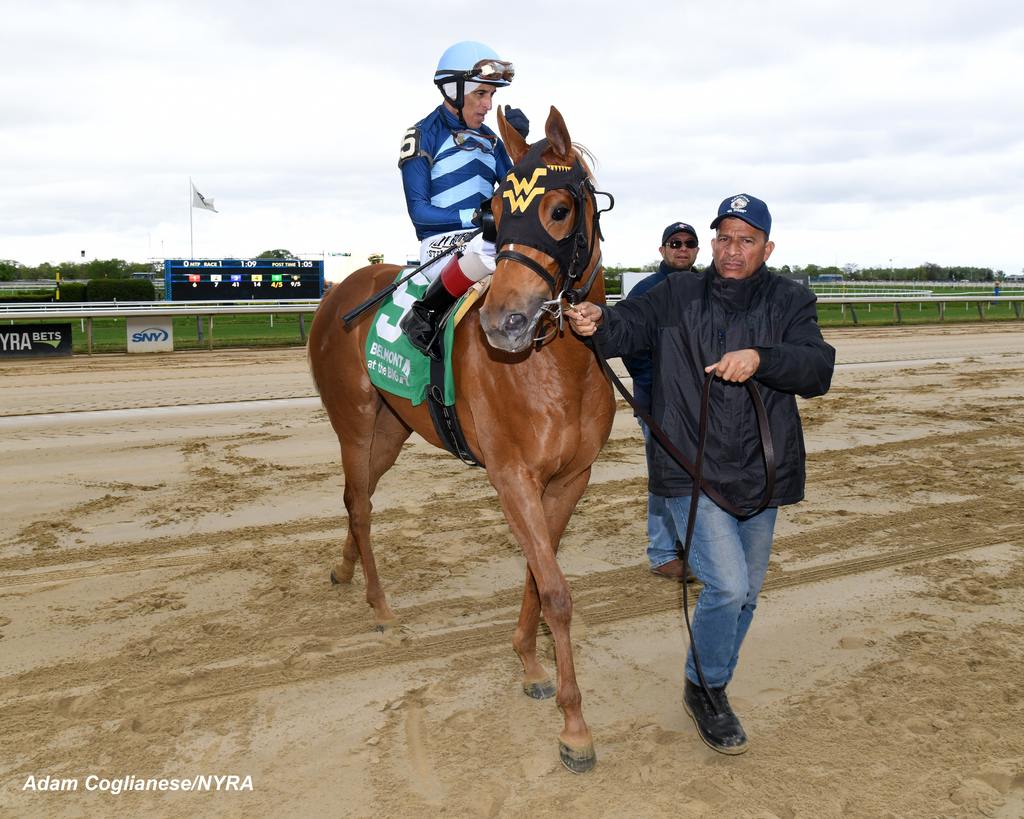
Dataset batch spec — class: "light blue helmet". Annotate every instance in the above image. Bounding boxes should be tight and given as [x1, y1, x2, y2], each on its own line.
[434, 41, 515, 89]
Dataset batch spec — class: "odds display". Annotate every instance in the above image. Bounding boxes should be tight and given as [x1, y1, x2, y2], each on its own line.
[163, 259, 324, 301]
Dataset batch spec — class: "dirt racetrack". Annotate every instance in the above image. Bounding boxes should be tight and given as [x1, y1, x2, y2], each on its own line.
[1, 323, 1023, 818]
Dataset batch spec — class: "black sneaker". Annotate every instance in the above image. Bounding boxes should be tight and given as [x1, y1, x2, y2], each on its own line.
[683, 678, 748, 755]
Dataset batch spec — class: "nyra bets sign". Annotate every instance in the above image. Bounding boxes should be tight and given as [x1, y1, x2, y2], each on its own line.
[0, 323, 72, 357]
[126, 317, 174, 353]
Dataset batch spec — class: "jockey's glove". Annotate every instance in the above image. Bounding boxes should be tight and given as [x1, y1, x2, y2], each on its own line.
[504, 107, 529, 139]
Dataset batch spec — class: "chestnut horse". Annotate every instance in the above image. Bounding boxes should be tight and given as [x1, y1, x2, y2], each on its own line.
[307, 107, 614, 772]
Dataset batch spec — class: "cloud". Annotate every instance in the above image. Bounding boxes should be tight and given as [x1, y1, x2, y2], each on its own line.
[0, 0, 1022, 274]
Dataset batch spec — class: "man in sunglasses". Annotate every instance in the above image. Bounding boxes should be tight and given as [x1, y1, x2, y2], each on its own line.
[396, 40, 529, 357]
[622, 222, 701, 581]
[565, 194, 834, 756]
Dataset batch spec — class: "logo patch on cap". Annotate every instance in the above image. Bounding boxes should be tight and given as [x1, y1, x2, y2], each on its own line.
[730, 196, 749, 212]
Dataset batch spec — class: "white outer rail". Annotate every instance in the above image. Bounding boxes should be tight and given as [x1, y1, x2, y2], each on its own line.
[2, 295, 1022, 352]
[0, 300, 322, 354]
[0, 299, 320, 318]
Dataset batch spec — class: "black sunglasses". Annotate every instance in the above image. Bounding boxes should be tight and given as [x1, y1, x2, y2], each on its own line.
[667, 238, 698, 249]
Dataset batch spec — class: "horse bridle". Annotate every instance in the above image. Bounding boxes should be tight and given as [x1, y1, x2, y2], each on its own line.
[489, 139, 614, 335]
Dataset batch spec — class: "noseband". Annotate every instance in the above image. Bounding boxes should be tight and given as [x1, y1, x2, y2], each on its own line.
[492, 139, 614, 310]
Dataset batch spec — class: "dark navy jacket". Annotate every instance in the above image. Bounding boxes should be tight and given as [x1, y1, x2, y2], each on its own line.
[596, 264, 835, 512]
[399, 105, 512, 240]
[621, 262, 692, 413]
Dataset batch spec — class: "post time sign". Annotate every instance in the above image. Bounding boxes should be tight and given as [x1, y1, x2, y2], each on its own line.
[163, 259, 324, 301]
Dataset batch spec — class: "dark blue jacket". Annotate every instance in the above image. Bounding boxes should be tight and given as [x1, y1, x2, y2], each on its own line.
[620, 262, 690, 413]
[399, 105, 512, 240]
[596, 264, 835, 510]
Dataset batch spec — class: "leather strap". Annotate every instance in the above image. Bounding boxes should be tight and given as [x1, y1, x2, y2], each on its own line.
[427, 319, 484, 467]
[588, 336, 775, 519]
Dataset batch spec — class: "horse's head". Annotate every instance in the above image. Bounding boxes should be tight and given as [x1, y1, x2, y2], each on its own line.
[479, 106, 612, 353]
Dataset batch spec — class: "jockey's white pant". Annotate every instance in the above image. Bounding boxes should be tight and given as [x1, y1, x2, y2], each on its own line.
[417, 229, 496, 284]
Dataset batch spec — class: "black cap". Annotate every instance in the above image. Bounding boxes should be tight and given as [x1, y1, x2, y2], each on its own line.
[661, 222, 698, 245]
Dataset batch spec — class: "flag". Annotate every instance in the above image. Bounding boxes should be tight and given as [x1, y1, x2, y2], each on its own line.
[191, 181, 218, 212]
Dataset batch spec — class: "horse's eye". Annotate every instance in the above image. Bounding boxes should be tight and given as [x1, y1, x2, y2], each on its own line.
[551, 206, 571, 222]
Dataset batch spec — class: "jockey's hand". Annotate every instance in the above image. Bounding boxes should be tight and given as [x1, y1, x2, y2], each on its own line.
[464, 232, 495, 261]
[463, 232, 496, 276]
[706, 348, 760, 383]
[565, 301, 602, 336]
[504, 107, 529, 138]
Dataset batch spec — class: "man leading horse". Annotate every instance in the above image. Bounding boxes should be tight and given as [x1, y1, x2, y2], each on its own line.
[567, 194, 835, 755]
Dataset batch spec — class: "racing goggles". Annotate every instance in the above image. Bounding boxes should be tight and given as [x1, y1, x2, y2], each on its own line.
[469, 59, 515, 84]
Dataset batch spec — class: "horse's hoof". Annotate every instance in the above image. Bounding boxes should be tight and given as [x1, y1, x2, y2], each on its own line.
[523, 679, 556, 700]
[559, 740, 596, 774]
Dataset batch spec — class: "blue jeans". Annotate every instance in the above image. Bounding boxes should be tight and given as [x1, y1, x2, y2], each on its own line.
[640, 420, 681, 568]
[664, 494, 778, 688]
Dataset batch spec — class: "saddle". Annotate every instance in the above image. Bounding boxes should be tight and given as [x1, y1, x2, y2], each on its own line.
[365, 270, 485, 466]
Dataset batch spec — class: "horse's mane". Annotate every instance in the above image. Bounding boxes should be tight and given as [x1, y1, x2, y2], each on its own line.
[572, 142, 597, 171]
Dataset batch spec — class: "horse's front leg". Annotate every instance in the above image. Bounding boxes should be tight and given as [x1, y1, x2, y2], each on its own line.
[494, 469, 595, 773]
[513, 567, 556, 699]
[513, 464, 594, 701]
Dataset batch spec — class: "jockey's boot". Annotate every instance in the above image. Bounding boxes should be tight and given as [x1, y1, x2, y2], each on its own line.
[400, 255, 472, 359]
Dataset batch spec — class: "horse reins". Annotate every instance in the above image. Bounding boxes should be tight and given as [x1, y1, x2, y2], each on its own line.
[591, 343, 776, 520]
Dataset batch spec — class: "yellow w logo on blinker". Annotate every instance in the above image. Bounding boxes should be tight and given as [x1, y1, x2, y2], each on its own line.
[502, 168, 547, 213]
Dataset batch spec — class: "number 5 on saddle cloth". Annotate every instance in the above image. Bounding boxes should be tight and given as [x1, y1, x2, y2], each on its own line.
[365, 269, 485, 466]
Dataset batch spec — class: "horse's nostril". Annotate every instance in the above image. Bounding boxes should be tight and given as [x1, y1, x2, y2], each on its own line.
[503, 313, 528, 334]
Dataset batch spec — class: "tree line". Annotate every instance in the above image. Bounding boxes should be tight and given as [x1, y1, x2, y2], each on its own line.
[0, 250, 294, 282]
[605, 262, 1006, 282]
[0, 258, 156, 281]
[2, 256, 1009, 284]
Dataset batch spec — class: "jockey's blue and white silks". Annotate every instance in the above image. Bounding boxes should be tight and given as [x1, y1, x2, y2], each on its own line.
[400, 105, 512, 242]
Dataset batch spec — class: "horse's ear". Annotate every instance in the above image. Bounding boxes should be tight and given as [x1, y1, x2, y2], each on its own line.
[497, 106, 529, 164]
[544, 106, 573, 161]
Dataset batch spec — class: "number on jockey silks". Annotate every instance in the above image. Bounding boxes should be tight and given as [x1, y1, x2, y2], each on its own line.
[398, 127, 423, 167]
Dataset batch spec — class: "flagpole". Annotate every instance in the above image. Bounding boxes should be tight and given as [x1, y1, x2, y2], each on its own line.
[189, 177, 194, 258]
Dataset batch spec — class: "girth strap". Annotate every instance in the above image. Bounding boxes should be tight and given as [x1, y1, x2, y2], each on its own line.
[427, 313, 483, 468]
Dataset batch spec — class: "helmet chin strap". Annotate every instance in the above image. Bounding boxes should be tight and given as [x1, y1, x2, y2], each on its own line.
[440, 79, 483, 128]
[440, 78, 468, 127]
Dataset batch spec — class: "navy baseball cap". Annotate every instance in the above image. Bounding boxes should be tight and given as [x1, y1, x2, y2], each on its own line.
[710, 194, 771, 237]
[661, 222, 698, 245]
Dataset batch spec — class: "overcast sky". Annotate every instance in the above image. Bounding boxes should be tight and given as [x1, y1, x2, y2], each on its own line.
[2, 0, 1022, 276]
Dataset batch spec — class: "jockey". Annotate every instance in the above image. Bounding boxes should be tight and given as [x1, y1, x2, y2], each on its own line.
[398, 40, 529, 356]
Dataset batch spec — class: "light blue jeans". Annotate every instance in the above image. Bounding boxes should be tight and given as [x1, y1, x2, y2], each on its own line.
[664, 493, 778, 688]
[640, 421, 681, 568]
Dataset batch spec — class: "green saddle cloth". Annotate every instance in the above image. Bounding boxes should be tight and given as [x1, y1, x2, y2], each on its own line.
[364, 269, 466, 406]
